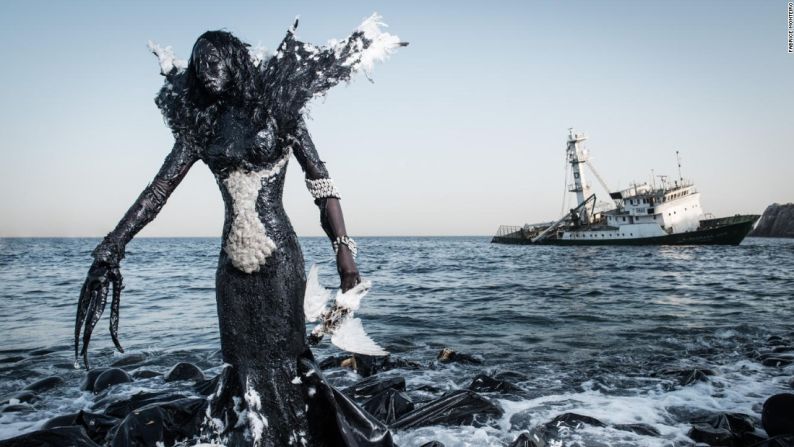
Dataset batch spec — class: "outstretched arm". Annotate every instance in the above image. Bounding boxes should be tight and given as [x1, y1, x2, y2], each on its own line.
[291, 120, 360, 292]
[75, 140, 199, 368]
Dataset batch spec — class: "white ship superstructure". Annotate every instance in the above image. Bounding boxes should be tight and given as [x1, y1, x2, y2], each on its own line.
[560, 128, 706, 241]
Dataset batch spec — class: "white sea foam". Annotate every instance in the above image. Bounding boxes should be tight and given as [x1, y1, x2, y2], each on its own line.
[392, 357, 791, 447]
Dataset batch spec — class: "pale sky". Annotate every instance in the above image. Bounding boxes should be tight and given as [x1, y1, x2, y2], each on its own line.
[1, 1, 792, 237]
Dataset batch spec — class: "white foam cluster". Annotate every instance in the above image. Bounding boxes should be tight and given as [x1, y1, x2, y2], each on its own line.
[201, 370, 227, 439]
[203, 401, 225, 435]
[147, 41, 187, 76]
[243, 378, 269, 445]
[222, 151, 291, 274]
[288, 429, 309, 446]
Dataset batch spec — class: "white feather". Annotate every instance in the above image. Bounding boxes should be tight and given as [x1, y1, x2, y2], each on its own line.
[147, 40, 186, 76]
[334, 280, 372, 311]
[331, 318, 388, 356]
[247, 44, 270, 67]
[355, 13, 402, 74]
[304, 264, 330, 322]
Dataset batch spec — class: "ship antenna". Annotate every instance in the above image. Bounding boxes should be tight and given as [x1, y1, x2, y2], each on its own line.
[676, 150, 683, 183]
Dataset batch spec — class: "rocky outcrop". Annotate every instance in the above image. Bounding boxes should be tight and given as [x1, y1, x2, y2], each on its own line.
[751, 203, 794, 238]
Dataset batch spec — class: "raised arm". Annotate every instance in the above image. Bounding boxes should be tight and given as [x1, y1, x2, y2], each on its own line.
[75, 140, 199, 368]
[291, 120, 360, 292]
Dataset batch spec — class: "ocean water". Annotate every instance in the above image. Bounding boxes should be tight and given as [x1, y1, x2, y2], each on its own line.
[0, 236, 793, 446]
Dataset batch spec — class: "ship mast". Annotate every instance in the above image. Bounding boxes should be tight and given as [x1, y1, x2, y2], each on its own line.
[566, 128, 593, 224]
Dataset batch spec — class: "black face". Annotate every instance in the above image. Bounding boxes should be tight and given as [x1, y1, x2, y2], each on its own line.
[192, 38, 231, 96]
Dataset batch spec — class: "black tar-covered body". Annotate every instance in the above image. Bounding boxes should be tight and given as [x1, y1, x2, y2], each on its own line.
[68, 15, 405, 447]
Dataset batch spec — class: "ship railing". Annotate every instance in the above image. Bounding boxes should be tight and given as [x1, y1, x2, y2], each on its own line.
[493, 225, 525, 239]
[698, 214, 758, 230]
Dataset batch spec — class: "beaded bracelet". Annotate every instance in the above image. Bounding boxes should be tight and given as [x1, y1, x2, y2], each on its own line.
[306, 178, 341, 200]
[332, 236, 358, 258]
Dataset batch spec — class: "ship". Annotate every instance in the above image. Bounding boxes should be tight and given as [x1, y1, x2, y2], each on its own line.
[491, 129, 759, 246]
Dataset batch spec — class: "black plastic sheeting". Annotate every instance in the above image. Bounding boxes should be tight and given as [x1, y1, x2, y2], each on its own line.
[362, 388, 415, 424]
[344, 376, 406, 398]
[390, 390, 502, 430]
[41, 410, 119, 444]
[0, 426, 101, 447]
[300, 357, 394, 446]
[100, 392, 189, 419]
[108, 398, 207, 447]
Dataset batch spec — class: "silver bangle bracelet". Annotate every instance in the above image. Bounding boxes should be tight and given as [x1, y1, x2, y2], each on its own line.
[332, 236, 358, 258]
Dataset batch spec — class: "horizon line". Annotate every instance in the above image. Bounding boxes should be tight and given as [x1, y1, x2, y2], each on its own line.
[0, 235, 493, 239]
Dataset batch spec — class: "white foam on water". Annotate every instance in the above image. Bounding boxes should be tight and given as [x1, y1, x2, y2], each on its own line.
[393, 357, 791, 447]
[393, 425, 503, 447]
[0, 374, 195, 441]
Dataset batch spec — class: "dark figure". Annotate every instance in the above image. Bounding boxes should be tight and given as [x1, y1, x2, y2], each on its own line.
[73, 15, 405, 447]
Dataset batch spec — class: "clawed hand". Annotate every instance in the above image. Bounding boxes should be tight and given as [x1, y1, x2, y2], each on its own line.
[74, 261, 124, 369]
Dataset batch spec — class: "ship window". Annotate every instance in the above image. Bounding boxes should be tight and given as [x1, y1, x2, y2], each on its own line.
[622, 217, 626, 222]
